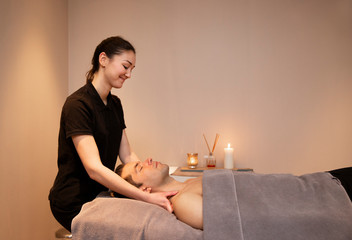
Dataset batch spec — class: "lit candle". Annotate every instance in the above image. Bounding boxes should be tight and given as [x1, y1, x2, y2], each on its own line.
[189, 157, 197, 164]
[224, 143, 234, 169]
[187, 153, 198, 169]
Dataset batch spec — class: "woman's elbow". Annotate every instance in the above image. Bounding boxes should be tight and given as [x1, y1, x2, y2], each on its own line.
[84, 164, 102, 181]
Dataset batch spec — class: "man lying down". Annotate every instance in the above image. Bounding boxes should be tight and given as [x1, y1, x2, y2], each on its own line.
[115, 159, 352, 231]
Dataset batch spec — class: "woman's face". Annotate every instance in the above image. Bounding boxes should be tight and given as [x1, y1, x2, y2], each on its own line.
[103, 50, 136, 89]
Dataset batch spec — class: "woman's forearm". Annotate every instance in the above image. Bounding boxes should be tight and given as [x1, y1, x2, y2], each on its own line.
[88, 163, 176, 212]
[72, 134, 146, 200]
[90, 163, 148, 200]
[72, 134, 175, 211]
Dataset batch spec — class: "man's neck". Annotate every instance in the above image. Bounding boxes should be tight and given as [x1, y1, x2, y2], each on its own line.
[151, 176, 186, 193]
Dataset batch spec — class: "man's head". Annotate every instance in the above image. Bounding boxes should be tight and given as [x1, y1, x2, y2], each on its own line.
[115, 158, 170, 192]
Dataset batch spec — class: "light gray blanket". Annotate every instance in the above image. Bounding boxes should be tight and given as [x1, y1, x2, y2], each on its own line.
[203, 170, 352, 240]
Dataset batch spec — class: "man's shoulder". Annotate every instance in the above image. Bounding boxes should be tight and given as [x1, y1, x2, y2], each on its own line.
[171, 188, 203, 229]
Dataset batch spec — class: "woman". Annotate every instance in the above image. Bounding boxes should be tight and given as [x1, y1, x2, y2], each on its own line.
[49, 36, 177, 231]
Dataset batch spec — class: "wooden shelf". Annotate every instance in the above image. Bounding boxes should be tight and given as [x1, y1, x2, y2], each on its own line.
[171, 167, 253, 177]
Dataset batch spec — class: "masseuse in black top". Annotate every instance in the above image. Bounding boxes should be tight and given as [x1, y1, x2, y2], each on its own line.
[49, 36, 177, 231]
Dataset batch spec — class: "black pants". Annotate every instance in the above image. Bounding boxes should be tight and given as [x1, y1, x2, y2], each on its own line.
[50, 201, 82, 232]
[329, 167, 352, 201]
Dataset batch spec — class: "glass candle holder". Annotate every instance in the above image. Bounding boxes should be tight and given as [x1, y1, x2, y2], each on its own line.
[187, 153, 198, 169]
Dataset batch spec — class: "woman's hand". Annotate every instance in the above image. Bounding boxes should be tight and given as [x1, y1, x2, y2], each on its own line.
[146, 191, 178, 213]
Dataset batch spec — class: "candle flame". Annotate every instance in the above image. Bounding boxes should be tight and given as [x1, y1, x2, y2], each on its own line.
[228, 143, 231, 148]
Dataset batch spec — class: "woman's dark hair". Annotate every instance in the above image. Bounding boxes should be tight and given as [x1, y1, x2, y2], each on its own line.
[86, 36, 136, 83]
[115, 164, 142, 188]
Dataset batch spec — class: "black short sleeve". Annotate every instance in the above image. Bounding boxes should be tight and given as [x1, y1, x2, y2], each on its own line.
[63, 99, 94, 138]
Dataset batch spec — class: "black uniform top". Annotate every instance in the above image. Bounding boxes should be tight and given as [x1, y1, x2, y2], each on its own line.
[49, 82, 126, 210]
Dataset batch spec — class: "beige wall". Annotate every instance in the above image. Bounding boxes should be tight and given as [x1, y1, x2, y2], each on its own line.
[69, 0, 352, 175]
[0, 0, 351, 238]
[0, 0, 68, 239]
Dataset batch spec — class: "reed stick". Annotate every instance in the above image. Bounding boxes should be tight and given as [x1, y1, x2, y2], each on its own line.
[211, 133, 220, 153]
[203, 134, 211, 153]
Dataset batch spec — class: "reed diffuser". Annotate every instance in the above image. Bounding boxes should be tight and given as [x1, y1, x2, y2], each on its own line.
[203, 133, 219, 168]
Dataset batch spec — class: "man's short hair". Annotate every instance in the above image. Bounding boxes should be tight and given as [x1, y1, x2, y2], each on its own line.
[115, 164, 143, 188]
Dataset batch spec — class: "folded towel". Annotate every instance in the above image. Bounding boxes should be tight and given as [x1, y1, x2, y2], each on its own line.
[72, 192, 202, 240]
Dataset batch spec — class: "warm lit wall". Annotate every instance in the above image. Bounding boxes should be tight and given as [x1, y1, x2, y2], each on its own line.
[0, 0, 68, 239]
[0, 0, 350, 238]
[69, 0, 352, 175]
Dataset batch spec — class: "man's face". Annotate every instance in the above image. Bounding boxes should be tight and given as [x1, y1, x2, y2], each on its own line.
[121, 159, 169, 189]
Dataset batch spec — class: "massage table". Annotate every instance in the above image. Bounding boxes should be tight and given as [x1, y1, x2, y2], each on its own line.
[72, 170, 352, 240]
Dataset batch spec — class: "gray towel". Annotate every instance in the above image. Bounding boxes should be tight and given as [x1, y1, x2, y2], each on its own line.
[203, 170, 352, 240]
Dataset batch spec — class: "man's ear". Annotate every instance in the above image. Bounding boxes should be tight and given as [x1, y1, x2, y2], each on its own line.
[141, 186, 152, 193]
